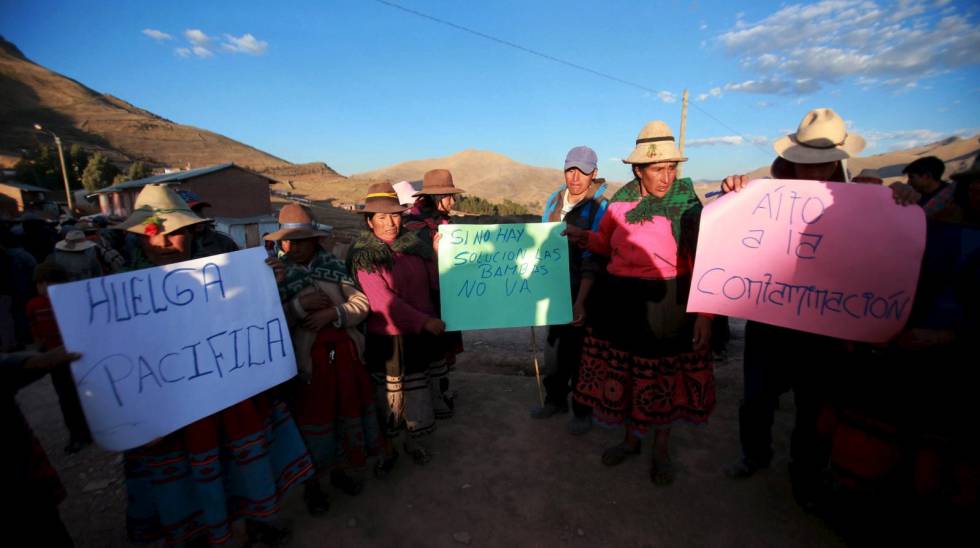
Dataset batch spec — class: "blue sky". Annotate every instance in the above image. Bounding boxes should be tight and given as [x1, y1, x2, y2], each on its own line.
[2, 0, 979, 181]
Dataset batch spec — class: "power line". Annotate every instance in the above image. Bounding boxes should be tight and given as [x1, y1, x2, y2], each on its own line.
[372, 0, 772, 155]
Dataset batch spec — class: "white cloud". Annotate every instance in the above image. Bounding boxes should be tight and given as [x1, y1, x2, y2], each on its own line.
[696, 87, 723, 102]
[171, 28, 268, 60]
[687, 135, 770, 147]
[221, 33, 269, 55]
[142, 28, 172, 41]
[723, 77, 819, 95]
[860, 127, 979, 150]
[716, 0, 980, 95]
[185, 29, 210, 45]
[657, 90, 677, 103]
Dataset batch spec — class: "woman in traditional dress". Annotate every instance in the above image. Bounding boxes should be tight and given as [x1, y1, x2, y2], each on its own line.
[115, 185, 314, 547]
[348, 182, 447, 470]
[564, 121, 715, 485]
[264, 203, 380, 515]
[402, 169, 467, 415]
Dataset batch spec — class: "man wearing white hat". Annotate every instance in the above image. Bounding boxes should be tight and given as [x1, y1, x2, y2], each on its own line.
[719, 108, 919, 511]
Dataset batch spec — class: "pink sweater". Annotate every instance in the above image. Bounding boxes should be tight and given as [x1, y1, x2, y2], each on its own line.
[585, 201, 688, 280]
[356, 250, 437, 336]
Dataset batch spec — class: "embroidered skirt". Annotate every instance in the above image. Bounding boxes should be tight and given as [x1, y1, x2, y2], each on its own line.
[288, 328, 381, 472]
[365, 332, 452, 439]
[124, 396, 314, 546]
[573, 274, 715, 435]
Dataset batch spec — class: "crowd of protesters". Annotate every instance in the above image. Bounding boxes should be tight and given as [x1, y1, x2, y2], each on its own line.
[2, 107, 978, 546]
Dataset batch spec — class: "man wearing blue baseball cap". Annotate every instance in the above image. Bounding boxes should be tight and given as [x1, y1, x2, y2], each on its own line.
[532, 146, 609, 435]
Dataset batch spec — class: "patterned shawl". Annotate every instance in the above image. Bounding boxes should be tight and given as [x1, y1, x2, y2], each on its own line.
[279, 249, 353, 302]
[347, 229, 432, 275]
[611, 177, 701, 242]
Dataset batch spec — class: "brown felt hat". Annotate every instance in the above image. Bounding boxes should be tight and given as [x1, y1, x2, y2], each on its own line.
[360, 181, 409, 214]
[264, 203, 330, 241]
[413, 169, 465, 196]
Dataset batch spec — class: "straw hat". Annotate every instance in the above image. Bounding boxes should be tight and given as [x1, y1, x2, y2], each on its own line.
[54, 230, 97, 252]
[413, 169, 465, 196]
[264, 203, 330, 241]
[360, 181, 409, 214]
[622, 120, 687, 164]
[114, 184, 208, 236]
[774, 108, 865, 164]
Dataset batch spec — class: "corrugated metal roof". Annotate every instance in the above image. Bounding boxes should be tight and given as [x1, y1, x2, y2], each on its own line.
[0, 180, 51, 193]
[90, 163, 276, 195]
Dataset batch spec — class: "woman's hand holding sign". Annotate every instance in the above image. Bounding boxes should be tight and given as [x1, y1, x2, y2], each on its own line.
[265, 256, 286, 283]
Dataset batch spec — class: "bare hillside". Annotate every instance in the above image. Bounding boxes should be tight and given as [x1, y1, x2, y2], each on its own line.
[355, 149, 567, 207]
[742, 135, 980, 183]
[0, 36, 327, 174]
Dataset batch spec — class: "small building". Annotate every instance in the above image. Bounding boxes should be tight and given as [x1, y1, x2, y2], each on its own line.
[90, 163, 279, 249]
[0, 180, 60, 220]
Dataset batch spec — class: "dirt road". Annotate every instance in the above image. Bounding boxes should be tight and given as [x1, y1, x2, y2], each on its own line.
[18, 320, 841, 547]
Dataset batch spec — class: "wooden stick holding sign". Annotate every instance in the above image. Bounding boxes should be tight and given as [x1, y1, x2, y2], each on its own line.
[530, 328, 545, 406]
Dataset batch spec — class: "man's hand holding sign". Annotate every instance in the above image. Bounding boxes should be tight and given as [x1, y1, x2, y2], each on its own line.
[687, 179, 926, 342]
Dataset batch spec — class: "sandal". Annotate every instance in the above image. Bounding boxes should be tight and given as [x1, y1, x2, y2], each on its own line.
[330, 470, 364, 496]
[373, 449, 399, 479]
[404, 442, 433, 465]
[303, 484, 331, 516]
[650, 454, 675, 486]
[601, 441, 641, 466]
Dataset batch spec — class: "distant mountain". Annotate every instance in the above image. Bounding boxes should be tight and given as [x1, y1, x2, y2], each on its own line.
[355, 149, 573, 207]
[741, 134, 980, 183]
[0, 36, 339, 177]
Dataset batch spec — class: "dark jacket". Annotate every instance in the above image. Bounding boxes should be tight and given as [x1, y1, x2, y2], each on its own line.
[541, 182, 609, 293]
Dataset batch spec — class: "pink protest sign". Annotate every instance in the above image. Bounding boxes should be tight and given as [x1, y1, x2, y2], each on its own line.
[687, 179, 925, 342]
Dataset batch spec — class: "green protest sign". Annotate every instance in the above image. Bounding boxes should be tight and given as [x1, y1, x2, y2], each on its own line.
[438, 222, 572, 331]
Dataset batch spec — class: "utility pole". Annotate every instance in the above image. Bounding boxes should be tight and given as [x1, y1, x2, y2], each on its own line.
[678, 89, 689, 178]
[33, 124, 74, 213]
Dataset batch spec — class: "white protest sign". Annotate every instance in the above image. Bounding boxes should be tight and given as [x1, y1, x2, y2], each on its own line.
[49, 247, 297, 451]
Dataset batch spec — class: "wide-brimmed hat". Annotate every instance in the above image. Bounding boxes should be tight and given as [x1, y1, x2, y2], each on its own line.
[413, 169, 465, 196]
[360, 181, 409, 214]
[264, 203, 330, 241]
[55, 230, 97, 252]
[114, 184, 208, 236]
[774, 108, 865, 164]
[622, 120, 687, 164]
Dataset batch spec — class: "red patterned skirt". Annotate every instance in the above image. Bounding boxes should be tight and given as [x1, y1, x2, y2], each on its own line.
[573, 274, 716, 435]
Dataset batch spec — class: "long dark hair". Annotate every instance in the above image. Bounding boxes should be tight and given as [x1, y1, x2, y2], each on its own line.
[771, 157, 847, 182]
